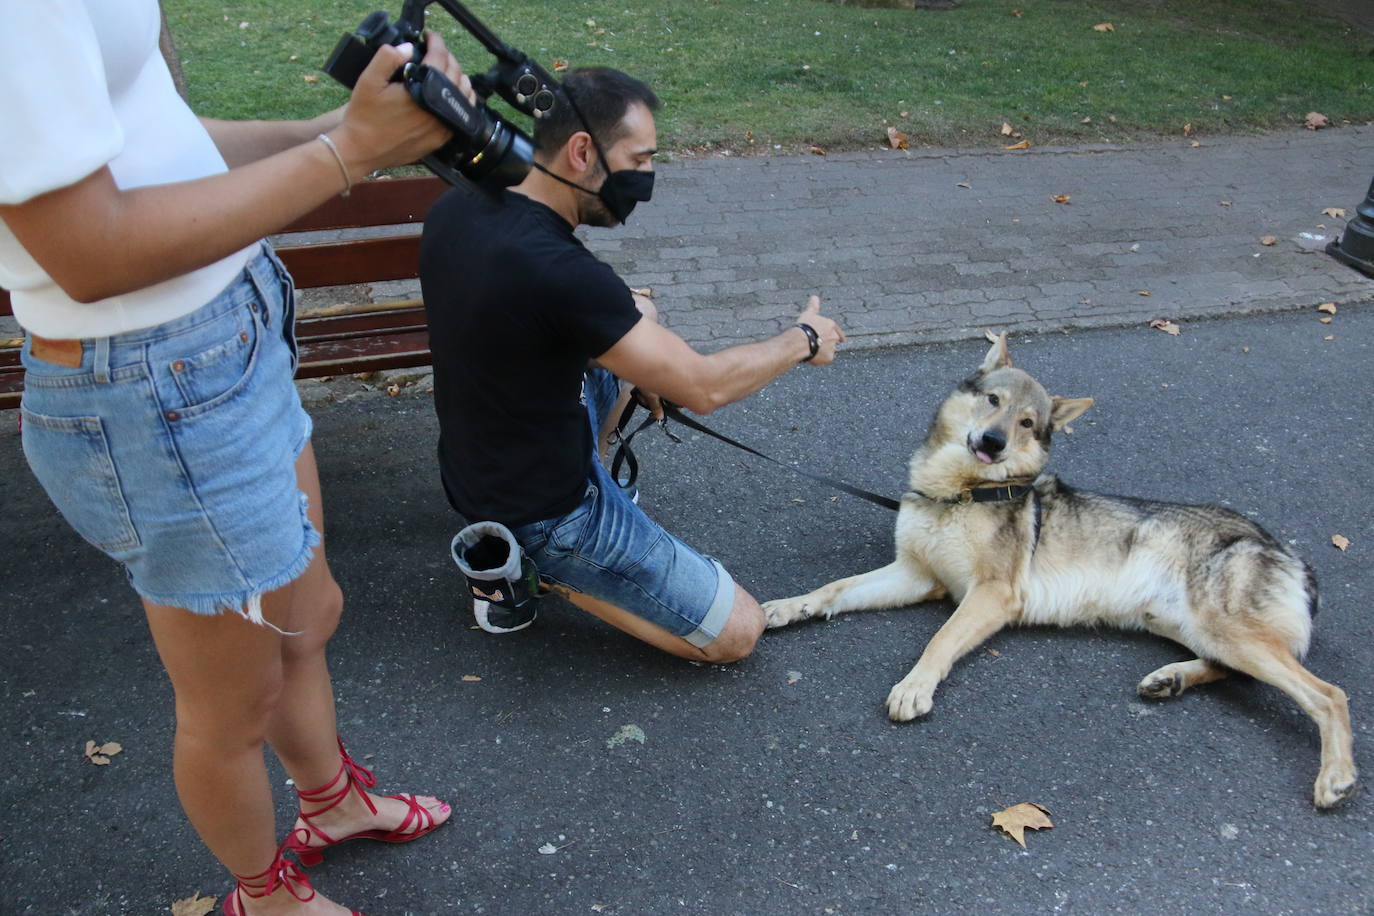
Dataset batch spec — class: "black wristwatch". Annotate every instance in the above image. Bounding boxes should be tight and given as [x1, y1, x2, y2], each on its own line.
[795, 322, 820, 362]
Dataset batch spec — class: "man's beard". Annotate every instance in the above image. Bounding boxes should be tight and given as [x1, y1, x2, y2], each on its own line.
[580, 189, 620, 228]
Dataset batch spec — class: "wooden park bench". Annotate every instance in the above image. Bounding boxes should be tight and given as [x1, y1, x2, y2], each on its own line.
[1, 175, 450, 410]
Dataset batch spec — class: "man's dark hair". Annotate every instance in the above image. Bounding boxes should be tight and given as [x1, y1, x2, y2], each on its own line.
[534, 67, 659, 157]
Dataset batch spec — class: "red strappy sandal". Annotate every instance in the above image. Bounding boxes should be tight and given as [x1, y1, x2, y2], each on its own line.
[222, 832, 364, 915]
[285, 736, 448, 867]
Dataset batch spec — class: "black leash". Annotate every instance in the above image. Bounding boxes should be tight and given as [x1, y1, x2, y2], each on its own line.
[609, 398, 902, 511]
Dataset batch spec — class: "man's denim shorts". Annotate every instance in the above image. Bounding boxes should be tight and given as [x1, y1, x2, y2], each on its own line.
[18, 245, 318, 621]
[510, 370, 736, 648]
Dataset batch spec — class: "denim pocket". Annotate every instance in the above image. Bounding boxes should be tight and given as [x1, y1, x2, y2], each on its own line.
[165, 314, 260, 417]
[20, 409, 141, 553]
[545, 484, 598, 557]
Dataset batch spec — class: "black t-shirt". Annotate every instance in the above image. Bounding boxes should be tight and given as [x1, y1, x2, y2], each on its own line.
[420, 187, 641, 526]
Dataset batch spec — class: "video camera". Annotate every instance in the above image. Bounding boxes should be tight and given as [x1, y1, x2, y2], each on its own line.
[324, 0, 564, 188]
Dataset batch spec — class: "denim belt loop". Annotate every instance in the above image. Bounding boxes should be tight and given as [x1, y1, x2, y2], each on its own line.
[92, 336, 112, 383]
[245, 255, 273, 329]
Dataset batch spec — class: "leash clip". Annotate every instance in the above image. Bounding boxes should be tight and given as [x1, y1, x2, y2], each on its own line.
[657, 416, 682, 443]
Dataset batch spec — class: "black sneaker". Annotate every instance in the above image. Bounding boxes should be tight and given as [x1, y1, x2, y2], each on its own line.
[471, 598, 537, 634]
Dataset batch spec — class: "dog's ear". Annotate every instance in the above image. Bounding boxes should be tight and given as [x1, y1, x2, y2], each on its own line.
[1050, 396, 1093, 431]
[979, 331, 1012, 373]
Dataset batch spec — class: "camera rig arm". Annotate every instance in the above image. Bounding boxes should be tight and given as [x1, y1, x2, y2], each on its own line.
[399, 0, 562, 120]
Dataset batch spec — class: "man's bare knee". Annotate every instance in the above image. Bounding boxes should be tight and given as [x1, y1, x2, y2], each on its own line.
[698, 588, 765, 664]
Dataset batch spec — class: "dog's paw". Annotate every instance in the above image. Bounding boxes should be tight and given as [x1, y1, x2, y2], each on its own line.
[1137, 669, 1185, 699]
[1314, 762, 1358, 809]
[886, 678, 934, 722]
[762, 597, 816, 629]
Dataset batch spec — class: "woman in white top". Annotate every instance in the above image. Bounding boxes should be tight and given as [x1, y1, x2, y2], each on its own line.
[1, 3, 470, 913]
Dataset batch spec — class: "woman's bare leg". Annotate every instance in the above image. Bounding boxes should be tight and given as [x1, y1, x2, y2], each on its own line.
[263, 442, 450, 852]
[144, 442, 445, 913]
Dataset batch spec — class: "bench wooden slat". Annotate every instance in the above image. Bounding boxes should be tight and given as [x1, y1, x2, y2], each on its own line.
[1, 288, 10, 317]
[281, 176, 448, 232]
[277, 235, 423, 290]
[295, 329, 433, 378]
[297, 306, 428, 338]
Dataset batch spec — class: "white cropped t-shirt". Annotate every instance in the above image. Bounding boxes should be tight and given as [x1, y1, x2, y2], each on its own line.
[0, 0, 256, 339]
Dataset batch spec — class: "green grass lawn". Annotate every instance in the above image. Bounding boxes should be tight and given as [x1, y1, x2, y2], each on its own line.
[165, 0, 1374, 153]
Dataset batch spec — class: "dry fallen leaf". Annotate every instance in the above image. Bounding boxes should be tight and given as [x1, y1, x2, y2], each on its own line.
[552, 59, 569, 72]
[1003, 139, 1031, 150]
[461, 674, 482, 682]
[84, 740, 124, 765]
[1150, 319, 1181, 336]
[1319, 316, 1333, 324]
[1220, 200, 1233, 207]
[1317, 302, 1337, 315]
[1011, 8, 1023, 17]
[809, 146, 827, 156]
[170, 892, 218, 916]
[1332, 534, 1350, 552]
[1093, 22, 1115, 32]
[1138, 290, 1151, 297]
[1305, 111, 1330, 130]
[1259, 236, 1277, 246]
[385, 383, 401, 397]
[1322, 208, 1346, 219]
[1183, 122, 1193, 136]
[302, 75, 319, 84]
[1051, 194, 1071, 205]
[991, 802, 1053, 848]
[1190, 141, 1201, 148]
[886, 126, 909, 150]
[1000, 122, 1019, 138]
[956, 182, 972, 190]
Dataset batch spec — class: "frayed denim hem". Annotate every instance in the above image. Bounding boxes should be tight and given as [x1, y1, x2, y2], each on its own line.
[132, 493, 322, 635]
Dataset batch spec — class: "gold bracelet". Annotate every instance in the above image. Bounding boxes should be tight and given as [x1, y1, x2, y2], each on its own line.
[316, 133, 352, 198]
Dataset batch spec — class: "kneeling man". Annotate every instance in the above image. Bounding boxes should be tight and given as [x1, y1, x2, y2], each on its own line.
[420, 67, 843, 663]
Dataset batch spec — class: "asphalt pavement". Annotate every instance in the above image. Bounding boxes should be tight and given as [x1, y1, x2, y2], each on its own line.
[3, 128, 1374, 915]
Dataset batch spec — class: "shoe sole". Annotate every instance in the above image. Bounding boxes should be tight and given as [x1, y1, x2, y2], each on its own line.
[473, 599, 536, 634]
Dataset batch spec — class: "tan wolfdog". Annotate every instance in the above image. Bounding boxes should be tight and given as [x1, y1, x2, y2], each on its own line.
[764, 333, 1356, 808]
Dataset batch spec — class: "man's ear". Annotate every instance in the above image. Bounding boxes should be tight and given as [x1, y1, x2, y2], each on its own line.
[1050, 396, 1093, 431]
[565, 131, 596, 176]
[979, 330, 1012, 374]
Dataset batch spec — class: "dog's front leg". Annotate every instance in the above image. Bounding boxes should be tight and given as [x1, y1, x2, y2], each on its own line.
[763, 560, 943, 629]
[887, 581, 1020, 721]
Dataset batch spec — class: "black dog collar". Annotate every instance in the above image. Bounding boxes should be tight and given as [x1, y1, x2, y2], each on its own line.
[909, 481, 1035, 505]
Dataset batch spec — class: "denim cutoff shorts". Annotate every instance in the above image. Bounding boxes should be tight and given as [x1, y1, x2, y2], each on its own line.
[19, 244, 318, 621]
[509, 369, 735, 648]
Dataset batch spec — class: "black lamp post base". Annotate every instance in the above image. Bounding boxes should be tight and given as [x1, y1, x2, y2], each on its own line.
[1327, 237, 1374, 278]
[1327, 176, 1374, 279]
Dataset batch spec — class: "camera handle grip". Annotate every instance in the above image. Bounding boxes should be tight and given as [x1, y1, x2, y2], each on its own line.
[403, 63, 484, 138]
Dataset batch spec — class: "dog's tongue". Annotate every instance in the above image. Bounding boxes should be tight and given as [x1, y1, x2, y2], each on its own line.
[975, 450, 994, 464]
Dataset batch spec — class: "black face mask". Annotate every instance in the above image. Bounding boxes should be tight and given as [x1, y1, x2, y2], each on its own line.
[595, 167, 654, 223]
[533, 89, 655, 224]
[534, 159, 652, 224]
